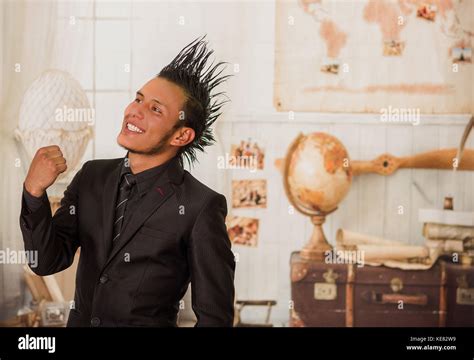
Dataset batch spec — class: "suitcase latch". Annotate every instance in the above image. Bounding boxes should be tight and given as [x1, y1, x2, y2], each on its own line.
[314, 269, 339, 301]
[456, 275, 474, 305]
[390, 277, 403, 293]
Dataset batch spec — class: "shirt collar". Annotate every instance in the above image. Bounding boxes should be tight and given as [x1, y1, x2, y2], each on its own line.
[120, 155, 174, 197]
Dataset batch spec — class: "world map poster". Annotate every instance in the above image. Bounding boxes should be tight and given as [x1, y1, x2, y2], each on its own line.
[274, 0, 473, 113]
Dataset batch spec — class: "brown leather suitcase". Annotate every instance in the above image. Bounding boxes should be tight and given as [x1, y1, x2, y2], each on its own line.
[353, 262, 443, 326]
[290, 252, 350, 327]
[444, 261, 474, 326]
[290, 251, 452, 327]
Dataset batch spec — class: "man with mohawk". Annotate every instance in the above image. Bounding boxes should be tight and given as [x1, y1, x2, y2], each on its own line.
[20, 37, 235, 327]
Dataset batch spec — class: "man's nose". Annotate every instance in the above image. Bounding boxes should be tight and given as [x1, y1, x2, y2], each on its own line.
[129, 103, 145, 120]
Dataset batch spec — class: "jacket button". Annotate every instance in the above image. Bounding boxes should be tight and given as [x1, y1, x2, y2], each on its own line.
[90, 317, 101, 327]
[99, 274, 109, 284]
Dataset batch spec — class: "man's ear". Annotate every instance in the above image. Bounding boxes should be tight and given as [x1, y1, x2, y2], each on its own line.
[170, 127, 195, 148]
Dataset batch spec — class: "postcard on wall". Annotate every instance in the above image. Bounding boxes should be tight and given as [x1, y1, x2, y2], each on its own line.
[417, 4, 437, 21]
[452, 47, 472, 63]
[383, 40, 405, 56]
[228, 138, 265, 171]
[226, 216, 259, 247]
[232, 179, 267, 209]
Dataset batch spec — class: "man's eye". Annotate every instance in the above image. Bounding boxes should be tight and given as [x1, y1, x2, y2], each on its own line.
[152, 107, 162, 114]
[134, 98, 142, 103]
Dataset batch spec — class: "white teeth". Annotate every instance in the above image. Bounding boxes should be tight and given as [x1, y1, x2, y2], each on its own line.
[127, 123, 143, 133]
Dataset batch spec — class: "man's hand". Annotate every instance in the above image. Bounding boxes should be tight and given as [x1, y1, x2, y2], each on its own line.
[24, 145, 67, 197]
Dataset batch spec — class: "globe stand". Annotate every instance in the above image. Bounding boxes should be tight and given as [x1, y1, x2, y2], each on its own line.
[300, 213, 333, 261]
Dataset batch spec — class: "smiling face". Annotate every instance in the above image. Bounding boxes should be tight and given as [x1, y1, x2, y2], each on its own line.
[117, 77, 191, 156]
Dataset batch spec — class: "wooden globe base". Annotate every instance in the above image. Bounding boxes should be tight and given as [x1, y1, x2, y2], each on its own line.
[300, 214, 332, 261]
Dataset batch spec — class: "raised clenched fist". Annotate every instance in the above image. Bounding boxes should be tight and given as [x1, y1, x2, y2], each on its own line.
[24, 145, 67, 197]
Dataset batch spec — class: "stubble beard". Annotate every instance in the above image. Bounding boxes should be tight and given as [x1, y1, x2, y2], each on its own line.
[121, 126, 178, 156]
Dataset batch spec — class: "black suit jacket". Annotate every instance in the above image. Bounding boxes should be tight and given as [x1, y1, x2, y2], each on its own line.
[20, 156, 235, 327]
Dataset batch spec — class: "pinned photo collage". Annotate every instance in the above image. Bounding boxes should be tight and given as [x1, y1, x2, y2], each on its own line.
[227, 138, 266, 248]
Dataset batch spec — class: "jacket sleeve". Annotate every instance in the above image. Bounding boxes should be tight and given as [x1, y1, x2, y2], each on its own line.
[188, 193, 236, 327]
[19, 163, 86, 276]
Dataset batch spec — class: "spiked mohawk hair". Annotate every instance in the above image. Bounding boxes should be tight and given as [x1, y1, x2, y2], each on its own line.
[158, 35, 231, 167]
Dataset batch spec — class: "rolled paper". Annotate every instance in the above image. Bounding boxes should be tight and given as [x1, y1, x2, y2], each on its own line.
[336, 228, 430, 264]
[425, 239, 464, 253]
[354, 244, 429, 261]
[336, 229, 403, 246]
[423, 223, 474, 240]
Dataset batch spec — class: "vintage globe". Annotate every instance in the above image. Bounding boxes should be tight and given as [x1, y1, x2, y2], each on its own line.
[283, 132, 352, 259]
[284, 132, 352, 214]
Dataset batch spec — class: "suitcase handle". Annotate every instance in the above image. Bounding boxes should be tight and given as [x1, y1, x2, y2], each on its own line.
[366, 291, 428, 306]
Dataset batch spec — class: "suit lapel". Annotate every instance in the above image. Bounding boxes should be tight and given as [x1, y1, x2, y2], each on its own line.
[103, 178, 174, 269]
[101, 160, 123, 262]
[102, 157, 184, 270]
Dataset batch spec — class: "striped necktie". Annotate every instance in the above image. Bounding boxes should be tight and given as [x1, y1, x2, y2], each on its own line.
[112, 173, 136, 243]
